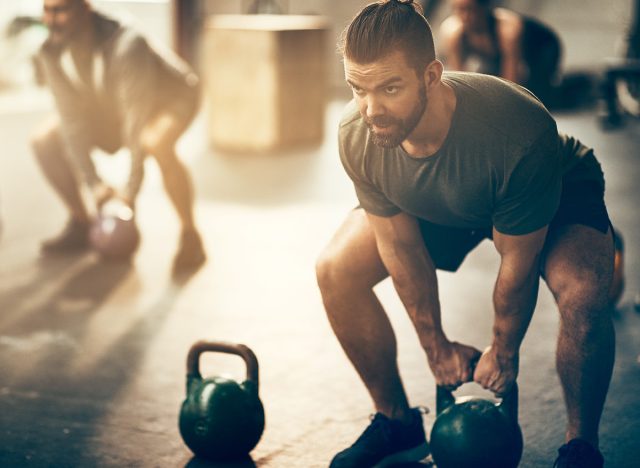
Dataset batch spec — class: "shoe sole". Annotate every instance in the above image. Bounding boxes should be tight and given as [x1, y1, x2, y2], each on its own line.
[373, 442, 430, 467]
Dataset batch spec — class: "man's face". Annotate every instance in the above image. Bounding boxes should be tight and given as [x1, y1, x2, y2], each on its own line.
[344, 50, 428, 149]
[450, 0, 486, 31]
[43, 0, 86, 46]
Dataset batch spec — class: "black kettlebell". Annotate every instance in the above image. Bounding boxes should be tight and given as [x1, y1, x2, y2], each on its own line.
[179, 341, 265, 461]
[430, 383, 523, 468]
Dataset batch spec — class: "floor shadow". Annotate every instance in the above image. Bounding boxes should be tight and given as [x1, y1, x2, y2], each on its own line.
[0, 252, 86, 311]
[0, 253, 183, 466]
[0, 253, 135, 333]
[185, 455, 257, 468]
[52, 255, 136, 300]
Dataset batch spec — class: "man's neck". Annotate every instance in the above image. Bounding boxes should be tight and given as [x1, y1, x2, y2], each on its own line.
[68, 11, 94, 57]
[402, 81, 456, 158]
[469, 10, 493, 35]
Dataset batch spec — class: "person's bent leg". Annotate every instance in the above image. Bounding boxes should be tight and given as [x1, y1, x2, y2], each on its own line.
[142, 112, 197, 231]
[31, 118, 91, 253]
[316, 209, 412, 421]
[317, 209, 429, 467]
[543, 224, 614, 465]
[31, 118, 90, 223]
[141, 112, 205, 269]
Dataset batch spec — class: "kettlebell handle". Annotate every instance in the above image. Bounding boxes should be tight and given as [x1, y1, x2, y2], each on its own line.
[436, 382, 519, 425]
[436, 354, 480, 415]
[186, 340, 260, 390]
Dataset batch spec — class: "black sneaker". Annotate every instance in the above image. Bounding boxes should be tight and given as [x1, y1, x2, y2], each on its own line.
[330, 408, 430, 468]
[554, 439, 604, 468]
[41, 219, 90, 254]
[173, 229, 206, 271]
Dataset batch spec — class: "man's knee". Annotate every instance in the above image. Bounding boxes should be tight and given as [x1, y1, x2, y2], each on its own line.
[141, 134, 182, 173]
[31, 123, 65, 165]
[316, 245, 370, 300]
[317, 210, 387, 302]
[316, 247, 346, 298]
[140, 113, 183, 159]
[554, 273, 612, 339]
[316, 243, 384, 303]
[545, 226, 614, 323]
[148, 147, 180, 171]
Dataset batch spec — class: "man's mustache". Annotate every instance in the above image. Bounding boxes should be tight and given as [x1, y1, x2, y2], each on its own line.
[365, 116, 400, 128]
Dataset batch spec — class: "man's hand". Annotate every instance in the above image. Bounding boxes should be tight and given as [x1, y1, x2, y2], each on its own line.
[474, 345, 519, 396]
[93, 184, 134, 211]
[427, 340, 482, 391]
[93, 183, 116, 209]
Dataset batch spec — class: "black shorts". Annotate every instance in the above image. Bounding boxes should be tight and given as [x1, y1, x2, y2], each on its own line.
[419, 179, 611, 272]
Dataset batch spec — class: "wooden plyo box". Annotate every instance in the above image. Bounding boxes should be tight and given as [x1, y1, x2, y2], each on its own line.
[203, 15, 329, 152]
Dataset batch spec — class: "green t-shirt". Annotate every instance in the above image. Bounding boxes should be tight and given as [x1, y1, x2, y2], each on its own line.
[339, 72, 601, 236]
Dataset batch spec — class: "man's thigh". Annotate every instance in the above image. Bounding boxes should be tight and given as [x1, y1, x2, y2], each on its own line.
[141, 87, 199, 152]
[542, 178, 614, 304]
[542, 223, 613, 308]
[320, 208, 389, 288]
[32, 116, 64, 152]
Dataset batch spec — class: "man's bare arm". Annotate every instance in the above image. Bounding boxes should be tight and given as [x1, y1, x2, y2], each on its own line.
[367, 211, 480, 388]
[492, 225, 546, 354]
[497, 13, 525, 84]
[474, 225, 547, 395]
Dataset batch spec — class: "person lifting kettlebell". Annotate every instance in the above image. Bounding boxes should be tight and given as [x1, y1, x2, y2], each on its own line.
[317, 1, 616, 467]
[32, 0, 206, 271]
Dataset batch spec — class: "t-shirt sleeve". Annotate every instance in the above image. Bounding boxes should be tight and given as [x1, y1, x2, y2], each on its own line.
[492, 127, 562, 235]
[338, 124, 401, 217]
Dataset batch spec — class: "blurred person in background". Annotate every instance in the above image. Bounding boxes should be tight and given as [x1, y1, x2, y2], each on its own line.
[31, 0, 205, 270]
[439, 0, 562, 106]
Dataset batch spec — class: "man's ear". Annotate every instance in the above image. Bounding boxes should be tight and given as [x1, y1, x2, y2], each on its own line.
[423, 59, 444, 91]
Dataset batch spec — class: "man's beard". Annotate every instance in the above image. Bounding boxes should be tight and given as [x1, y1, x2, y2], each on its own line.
[366, 84, 427, 149]
[48, 27, 74, 47]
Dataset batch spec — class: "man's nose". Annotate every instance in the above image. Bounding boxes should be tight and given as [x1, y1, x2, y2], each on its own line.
[457, 8, 471, 23]
[42, 11, 56, 28]
[365, 96, 385, 119]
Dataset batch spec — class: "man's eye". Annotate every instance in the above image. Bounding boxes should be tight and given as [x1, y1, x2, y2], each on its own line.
[352, 87, 365, 96]
[385, 86, 398, 94]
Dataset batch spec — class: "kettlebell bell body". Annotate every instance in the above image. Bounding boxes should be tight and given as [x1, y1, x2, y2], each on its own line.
[430, 384, 523, 468]
[90, 199, 139, 260]
[179, 341, 265, 461]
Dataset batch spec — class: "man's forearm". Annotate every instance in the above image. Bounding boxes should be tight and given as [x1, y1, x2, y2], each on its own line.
[123, 145, 145, 204]
[381, 240, 447, 348]
[61, 123, 102, 189]
[492, 262, 540, 355]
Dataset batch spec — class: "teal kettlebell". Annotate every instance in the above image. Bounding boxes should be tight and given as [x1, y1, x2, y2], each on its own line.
[430, 383, 523, 468]
[179, 341, 265, 461]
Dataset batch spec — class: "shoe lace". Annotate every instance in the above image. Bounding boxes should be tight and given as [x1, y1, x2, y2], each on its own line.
[361, 406, 430, 443]
[363, 413, 391, 441]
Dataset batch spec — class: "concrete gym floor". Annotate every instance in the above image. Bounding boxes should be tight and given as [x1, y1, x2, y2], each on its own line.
[1, 90, 639, 467]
